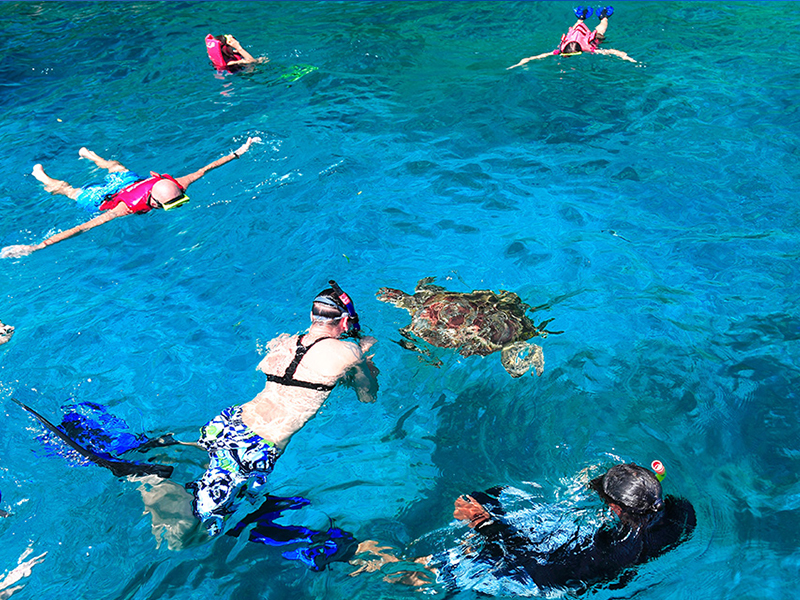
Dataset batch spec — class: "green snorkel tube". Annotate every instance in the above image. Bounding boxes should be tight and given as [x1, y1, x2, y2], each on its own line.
[651, 460, 666, 482]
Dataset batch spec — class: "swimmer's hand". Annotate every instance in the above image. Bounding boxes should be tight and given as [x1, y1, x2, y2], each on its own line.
[1, 244, 44, 259]
[234, 136, 261, 157]
[454, 494, 492, 528]
[359, 335, 377, 353]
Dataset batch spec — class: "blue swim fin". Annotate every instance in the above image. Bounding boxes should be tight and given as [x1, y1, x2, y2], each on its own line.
[598, 6, 614, 19]
[574, 6, 593, 20]
[13, 398, 173, 479]
[281, 529, 358, 572]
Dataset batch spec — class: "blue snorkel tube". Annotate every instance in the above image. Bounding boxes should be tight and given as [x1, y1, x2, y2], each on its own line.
[328, 279, 361, 338]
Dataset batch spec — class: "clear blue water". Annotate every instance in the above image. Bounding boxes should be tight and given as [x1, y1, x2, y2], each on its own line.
[1, 1, 799, 598]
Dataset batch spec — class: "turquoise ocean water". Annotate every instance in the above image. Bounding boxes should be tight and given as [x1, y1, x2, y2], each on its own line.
[1, 1, 799, 598]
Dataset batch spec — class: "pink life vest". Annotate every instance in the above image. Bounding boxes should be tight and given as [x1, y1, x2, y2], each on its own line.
[205, 34, 242, 70]
[99, 173, 184, 214]
[553, 21, 598, 55]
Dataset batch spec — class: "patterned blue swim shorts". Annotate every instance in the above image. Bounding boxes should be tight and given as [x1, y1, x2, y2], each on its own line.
[187, 406, 281, 536]
[75, 170, 141, 211]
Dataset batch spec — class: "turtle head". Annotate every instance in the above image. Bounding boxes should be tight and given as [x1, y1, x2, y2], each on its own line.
[376, 287, 414, 309]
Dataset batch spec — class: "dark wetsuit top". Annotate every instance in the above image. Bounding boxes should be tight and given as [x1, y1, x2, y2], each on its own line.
[265, 336, 336, 392]
[459, 486, 696, 592]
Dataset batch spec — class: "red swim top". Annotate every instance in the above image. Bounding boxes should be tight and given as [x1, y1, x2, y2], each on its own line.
[553, 21, 598, 55]
[99, 173, 184, 214]
[205, 34, 243, 70]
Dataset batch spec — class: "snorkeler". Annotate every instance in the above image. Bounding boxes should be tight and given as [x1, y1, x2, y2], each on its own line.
[508, 6, 636, 69]
[1, 136, 260, 259]
[187, 281, 378, 536]
[13, 282, 376, 563]
[205, 34, 268, 71]
[0, 319, 13, 345]
[352, 462, 695, 594]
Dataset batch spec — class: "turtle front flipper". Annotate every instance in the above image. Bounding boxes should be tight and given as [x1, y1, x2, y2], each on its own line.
[501, 341, 544, 378]
[395, 329, 444, 367]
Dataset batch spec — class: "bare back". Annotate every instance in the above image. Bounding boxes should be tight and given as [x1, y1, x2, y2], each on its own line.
[240, 333, 364, 449]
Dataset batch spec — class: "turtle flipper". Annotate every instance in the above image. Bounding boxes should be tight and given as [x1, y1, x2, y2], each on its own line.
[395, 330, 444, 367]
[501, 341, 544, 378]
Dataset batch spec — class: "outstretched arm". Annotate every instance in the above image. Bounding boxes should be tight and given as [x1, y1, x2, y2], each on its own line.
[594, 48, 637, 63]
[1, 203, 129, 258]
[175, 136, 261, 189]
[507, 52, 552, 70]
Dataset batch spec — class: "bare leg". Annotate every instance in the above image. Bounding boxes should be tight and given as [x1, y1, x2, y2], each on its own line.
[78, 147, 128, 173]
[596, 17, 609, 39]
[31, 164, 81, 200]
[135, 475, 209, 551]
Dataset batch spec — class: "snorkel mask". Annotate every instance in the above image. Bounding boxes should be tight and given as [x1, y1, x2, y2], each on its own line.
[160, 192, 190, 211]
[328, 279, 361, 337]
[147, 173, 191, 211]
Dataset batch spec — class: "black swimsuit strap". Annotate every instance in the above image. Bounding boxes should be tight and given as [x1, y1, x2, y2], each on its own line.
[264, 374, 335, 392]
[282, 336, 332, 379]
[265, 335, 336, 392]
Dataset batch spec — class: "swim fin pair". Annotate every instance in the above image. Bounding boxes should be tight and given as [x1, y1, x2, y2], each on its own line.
[574, 6, 613, 20]
[12, 398, 174, 479]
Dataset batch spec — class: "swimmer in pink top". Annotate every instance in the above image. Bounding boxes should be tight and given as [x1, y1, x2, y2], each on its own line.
[1, 136, 260, 259]
[508, 6, 636, 69]
[206, 34, 268, 71]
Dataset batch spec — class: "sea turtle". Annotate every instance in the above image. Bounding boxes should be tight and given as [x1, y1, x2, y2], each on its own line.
[0, 320, 13, 345]
[377, 278, 560, 377]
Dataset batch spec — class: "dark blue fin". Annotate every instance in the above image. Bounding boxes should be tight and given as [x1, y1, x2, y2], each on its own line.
[574, 6, 593, 19]
[12, 399, 173, 479]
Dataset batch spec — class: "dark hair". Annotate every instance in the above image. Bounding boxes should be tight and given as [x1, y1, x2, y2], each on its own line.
[562, 41, 582, 55]
[213, 35, 241, 63]
[312, 288, 349, 320]
[590, 464, 663, 516]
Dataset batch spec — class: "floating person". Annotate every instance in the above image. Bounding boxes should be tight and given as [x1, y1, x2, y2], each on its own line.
[352, 462, 696, 594]
[13, 281, 377, 562]
[1, 136, 260, 259]
[0, 320, 13, 345]
[205, 34, 268, 71]
[188, 280, 378, 536]
[12, 399, 358, 569]
[377, 277, 560, 377]
[508, 6, 636, 69]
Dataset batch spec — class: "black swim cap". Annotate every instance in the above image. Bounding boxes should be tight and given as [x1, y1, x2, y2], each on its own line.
[312, 288, 349, 320]
[593, 464, 664, 515]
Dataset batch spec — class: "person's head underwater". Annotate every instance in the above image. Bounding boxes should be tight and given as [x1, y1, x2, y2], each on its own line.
[311, 280, 361, 337]
[591, 464, 664, 525]
[561, 41, 583, 57]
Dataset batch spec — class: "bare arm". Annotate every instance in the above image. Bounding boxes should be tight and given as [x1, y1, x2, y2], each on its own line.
[345, 336, 379, 403]
[175, 136, 261, 189]
[594, 48, 637, 63]
[507, 52, 552, 70]
[1, 203, 129, 258]
[224, 35, 268, 66]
